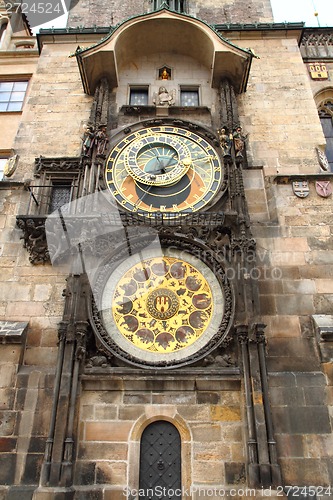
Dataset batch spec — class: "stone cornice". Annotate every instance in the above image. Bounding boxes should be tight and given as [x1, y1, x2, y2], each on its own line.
[273, 172, 333, 184]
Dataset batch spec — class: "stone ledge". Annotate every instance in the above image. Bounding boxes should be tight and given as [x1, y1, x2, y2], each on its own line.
[273, 173, 333, 184]
[312, 315, 333, 342]
[312, 314, 333, 363]
[81, 370, 241, 392]
[0, 321, 28, 344]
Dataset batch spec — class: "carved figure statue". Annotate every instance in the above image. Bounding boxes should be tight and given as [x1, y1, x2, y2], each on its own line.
[233, 125, 247, 158]
[96, 125, 109, 156]
[153, 86, 175, 107]
[217, 127, 233, 157]
[161, 67, 170, 80]
[82, 125, 95, 157]
[85, 355, 109, 368]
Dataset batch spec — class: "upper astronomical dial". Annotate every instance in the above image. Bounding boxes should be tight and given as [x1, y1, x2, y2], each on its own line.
[105, 125, 223, 215]
[125, 133, 192, 186]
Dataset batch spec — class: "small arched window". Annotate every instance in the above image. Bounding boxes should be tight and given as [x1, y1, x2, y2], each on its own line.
[319, 101, 333, 171]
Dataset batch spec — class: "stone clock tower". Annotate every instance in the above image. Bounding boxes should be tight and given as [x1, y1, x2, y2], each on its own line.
[1, 0, 333, 497]
[30, 5, 283, 496]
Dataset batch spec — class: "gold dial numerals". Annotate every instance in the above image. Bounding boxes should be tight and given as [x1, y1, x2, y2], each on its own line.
[105, 126, 223, 215]
[112, 256, 213, 353]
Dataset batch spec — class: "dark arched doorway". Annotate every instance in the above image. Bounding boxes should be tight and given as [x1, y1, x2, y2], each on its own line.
[139, 421, 181, 499]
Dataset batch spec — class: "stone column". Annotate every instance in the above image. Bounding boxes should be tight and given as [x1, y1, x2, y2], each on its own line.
[34, 274, 89, 499]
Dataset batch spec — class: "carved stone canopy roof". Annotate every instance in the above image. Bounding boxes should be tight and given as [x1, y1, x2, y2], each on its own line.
[75, 9, 253, 95]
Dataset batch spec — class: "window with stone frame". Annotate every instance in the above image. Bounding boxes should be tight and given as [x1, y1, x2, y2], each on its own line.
[319, 101, 333, 172]
[0, 80, 29, 112]
[26, 158, 81, 215]
[48, 181, 73, 213]
[153, 0, 186, 12]
[180, 87, 199, 107]
[129, 86, 149, 106]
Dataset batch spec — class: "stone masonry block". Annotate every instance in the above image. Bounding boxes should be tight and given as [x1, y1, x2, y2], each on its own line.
[225, 462, 246, 485]
[269, 386, 305, 407]
[303, 434, 333, 458]
[191, 424, 222, 442]
[194, 442, 231, 462]
[275, 434, 304, 458]
[210, 406, 241, 422]
[193, 460, 225, 484]
[78, 442, 128, 461]
[279, 458, 330, 485]
[85, 421, 133, 442]
[272, 406, 331, 434]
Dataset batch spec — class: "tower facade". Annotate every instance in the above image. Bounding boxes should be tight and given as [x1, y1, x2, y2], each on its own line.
[68, 0, 274, 30]
[0, 0, 333, 499]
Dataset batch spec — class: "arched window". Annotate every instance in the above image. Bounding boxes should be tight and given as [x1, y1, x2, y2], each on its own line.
[139, 421, 181, 498]
[319, 101, 333, 171]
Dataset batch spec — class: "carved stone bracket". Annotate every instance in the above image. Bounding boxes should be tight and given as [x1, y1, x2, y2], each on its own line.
[16, 210, 253, 265]
[34, 157, 81, 177]
[16, 216, 49, 264]
[230, 233, 256, 255]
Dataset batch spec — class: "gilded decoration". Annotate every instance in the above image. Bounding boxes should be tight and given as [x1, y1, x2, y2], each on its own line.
[111, 256, 214, 354]
[91, 242, 233, 369]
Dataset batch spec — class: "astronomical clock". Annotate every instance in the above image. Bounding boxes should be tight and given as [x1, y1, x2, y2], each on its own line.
[90, 121, 234, 369]
[105, 125, 224, 215]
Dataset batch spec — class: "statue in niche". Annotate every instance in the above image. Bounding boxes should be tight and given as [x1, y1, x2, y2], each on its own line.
[153, 86, 176, 107]
[95, 124, 109, 156]
[217, 127, 233, 157]
[82, 124, 95, 157]
[82, 123, 109, 158]
[233, 125, 247, 159]
[160, 67, 170, 80]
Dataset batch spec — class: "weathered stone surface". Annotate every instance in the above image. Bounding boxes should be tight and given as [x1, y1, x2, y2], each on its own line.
[85, 421, 133, 442]
[68, 0, 273, 34]
[272, 406, 331, 434]
[210, 405, 241, 422]
[191, 424, 222, 442]
[279, 457, 331, 485]
[0, 454, 16, 485]
[78, 443, 128, 461]
[275, 434, 304, 458]
[0, 0, 333, 495]
[225, 462, 246, 484]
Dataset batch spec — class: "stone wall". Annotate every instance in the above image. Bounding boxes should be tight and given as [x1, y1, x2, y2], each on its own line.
[235, 35, 325, 175]
[0, 184, 68, 493]
[0, 15, 333, 496]
[67, 0, 273, 32]
[75, 375, 244, 497]
[9, 43, 92, 182]
[192, 0, 273, 25]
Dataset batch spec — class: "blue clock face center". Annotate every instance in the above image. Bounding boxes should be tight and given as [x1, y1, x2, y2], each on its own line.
[141, 143, 178, 174]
